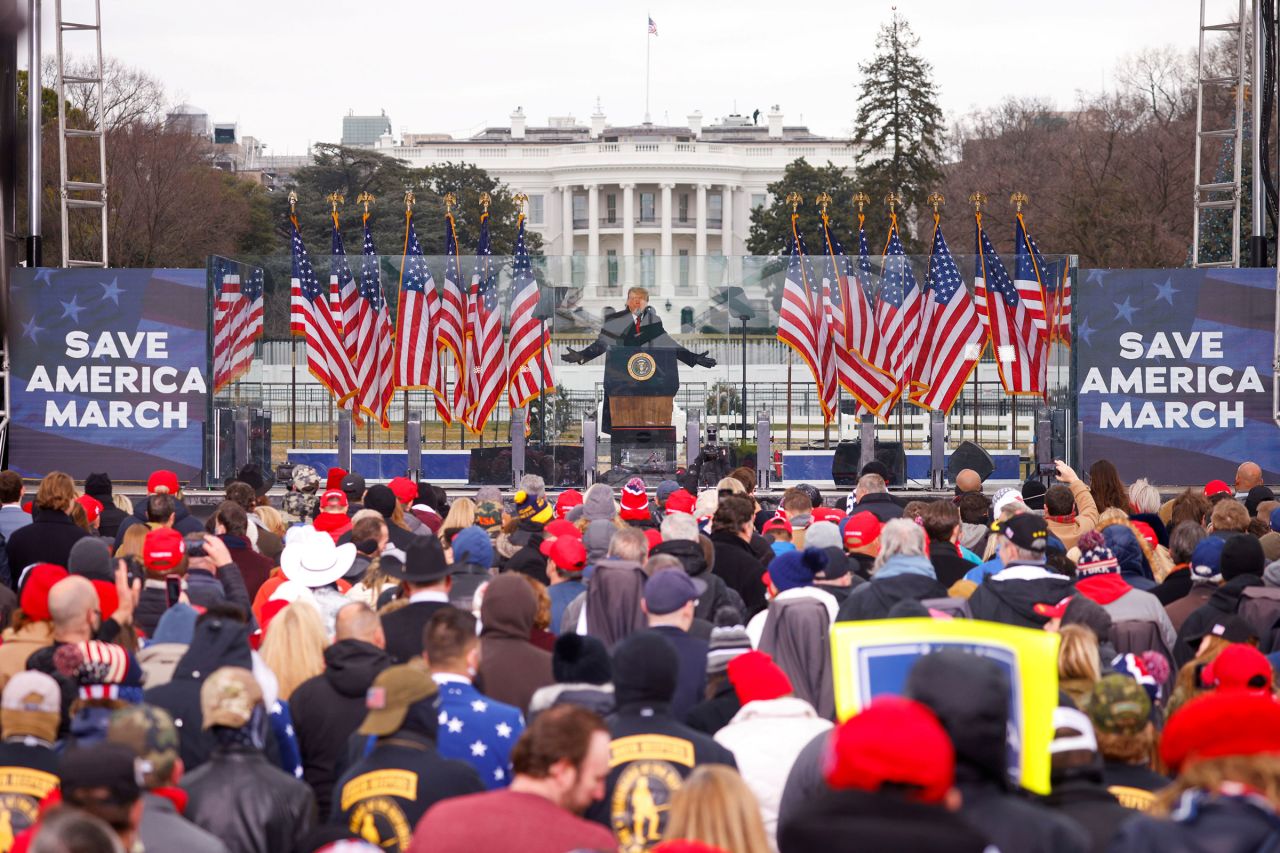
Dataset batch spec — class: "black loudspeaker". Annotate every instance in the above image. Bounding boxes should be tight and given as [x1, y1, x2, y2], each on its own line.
[946, 440, 995, 482]
[468, 447, 512, 485]
[832, 441, 907, 487]
[611, 427, 678, 472]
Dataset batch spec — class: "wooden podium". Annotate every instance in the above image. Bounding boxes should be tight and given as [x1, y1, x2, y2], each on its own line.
[609, 396, 673, 427]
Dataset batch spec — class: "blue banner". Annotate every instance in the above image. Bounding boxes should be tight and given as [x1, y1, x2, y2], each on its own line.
[1076, 268, 1279, 483]
[8, 268, 208, 482]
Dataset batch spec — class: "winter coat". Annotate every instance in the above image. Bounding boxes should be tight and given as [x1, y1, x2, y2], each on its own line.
[144, 615, 254, 771]
[181, 745, 316, 853]
[779, 787, 993, 853]
[138, 791, 229, 853]
[528, 682, 615, 721]
[684, 679, 739, 736]
[185, 564, 252, 620]
[649, 624, 708, 721]
[709, 530, 768, 615]
[289, 639, 392, 817]
[477, 575, 553, 713]
[1046, 481, 1100, 551]
[1151, 565, 1193, 607]
[114, 498, 204, 549]
[6, 508, 91, 577]
[1043, 765, 1138, 853]
[968, 565, 1076, 628]
[1165, 584, 1215, 632]
[959, 521, 990, 554]
[382, 598, 452, 664]
[221, 534, 275, 601]
[0, 506, 30, 543]
[138, 641, 187, 689]
[1102, 525, 1156, 591]
[908, 652, 1092, 853]
[848, 492, 904, 523]
[756, 592, 837, 719]
[503, 522, 549, 584]
[715, 696, 832, 847]
[1108, 790, 1280, 853]
[0, 621, 52, 688]
[929, 540, 978, 588]
[1075, 574, 1178, 652]
[1173, 574, 1265, 667]
[650, 538, 745, 623]
[837, 556, 948, 622]
[94, 503, 129, 542]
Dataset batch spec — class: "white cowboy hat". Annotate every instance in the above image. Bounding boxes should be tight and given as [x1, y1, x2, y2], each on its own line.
[280, 528, 356, 589]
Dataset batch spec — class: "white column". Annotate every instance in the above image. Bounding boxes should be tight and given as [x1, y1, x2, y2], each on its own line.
[560, 186, 574, 286]
[660, 183, 674, 295]
[695, 183, 709, 291]
[722, 185, 736, 287]
[586, 184, 600, 289]
[621, 183, 635, 287]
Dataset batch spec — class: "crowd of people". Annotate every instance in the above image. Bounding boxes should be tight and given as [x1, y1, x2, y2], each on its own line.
[0, 457, 1275, 851]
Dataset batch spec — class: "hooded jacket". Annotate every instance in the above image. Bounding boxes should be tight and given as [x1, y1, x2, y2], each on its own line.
[113, 497, 204, 548]
[1102, 525, 1156, 591]
[929, 541, 978, 588]
[1172, 573, 1265, 667]
[837, 555, 947, 622]
[6, 508, 91, 577]
[143, 615, 254, 771]
[1110, 789, 1280, 853]
[181, 743, 316, 853]
[478, 574, 553, 713]
[906, 652, 1091, 853]
[1041, 762, 1137, 853]
[967, 564, 1076, 629]
[959, 521, 990, 554]
[779, 787, 993, 853]
[502, 521, 549, 583]
[289, 639, 392, 817]
[575, 558, 649, 651]
[1074, 575, 1178, 652]
[649, 538, 744, 624]
[758, 594, 836, 719]
[848, 492, 904, 523]
[709, 529, 768, 615]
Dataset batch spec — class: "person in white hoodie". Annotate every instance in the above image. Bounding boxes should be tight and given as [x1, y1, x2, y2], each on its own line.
[714, 650, 832, 851]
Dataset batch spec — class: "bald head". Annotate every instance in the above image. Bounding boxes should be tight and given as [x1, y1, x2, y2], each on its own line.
[956, 469, 982, 493]
[1237, 462, 1263, 492]
[48, 576, 99, 637]
[335, 602, 384, 648]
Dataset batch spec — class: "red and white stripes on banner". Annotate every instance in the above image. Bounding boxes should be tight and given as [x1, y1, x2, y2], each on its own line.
[393, 209, 444, 415]
[291, 216, 359, 413]
[776, 213, 832, 421]
[1013, 212, 1049, 342]
[976, 212, 1044, 394]
[343, 214, 396, 428]
[872, 213, 924, 408]
[910, 217, 986, 413]
[507, 213, 556, 408]
[462, 212, 506, 433]
[212, 266, 246, 392]
[437, 212, 469, 424]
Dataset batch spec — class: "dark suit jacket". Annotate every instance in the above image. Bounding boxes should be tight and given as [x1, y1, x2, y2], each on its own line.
[381, 599, 451, 664]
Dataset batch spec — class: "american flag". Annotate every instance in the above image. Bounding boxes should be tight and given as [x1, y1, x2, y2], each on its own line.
[289, 254, 305, 336]
[241, 264, 264, 345]
[463, 211, 507, 433]
[212, 259, 247, 392]
[1014, 213, 1050, 342]
[393, 209, 448, 420]
[329, 219, 357, 346]
[292, 217, 359, 410]
[648, 16, 658, 34]
[873, 216, 924, 406]
[819, 218, 896, 416]
[776, 217, 827, 413]
[343, 217, 396, 428]
[1024, 219, 1071, 345]
[911, 221, 985, 413]
[977, 214, 1044, 394]
[508, 214, 556, 408]
[439, 212, 469, 423]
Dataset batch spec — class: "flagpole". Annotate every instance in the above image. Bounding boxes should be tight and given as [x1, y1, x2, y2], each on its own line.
[645, 13, 652, 123]
[967, 192, 986, 445]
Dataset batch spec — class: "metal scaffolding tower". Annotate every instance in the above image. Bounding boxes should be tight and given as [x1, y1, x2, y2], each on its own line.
[54, 0, 107, 267]
[1192, 0, 1248, 268]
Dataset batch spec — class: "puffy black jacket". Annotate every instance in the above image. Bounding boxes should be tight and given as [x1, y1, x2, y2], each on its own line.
[906, 651, 1091, 853]
[779, 787, 992, 853]
[181, 745, 316, 853]
[929, 541, 977, 589]
[6, 508, 91, 579]
[837, 574, 948, 622]
[848, 492, 904, 523]
[1109, 790, 1280, 853]
[967, 570, 1076, 628]
[144, 615, 253, 770]
[1173, 574, 1266, 666]
[649, 538, 744, 623]
[709, 530, 767, 615]
[1043, 764, 1138, 853]
[290, 639, 392, 816]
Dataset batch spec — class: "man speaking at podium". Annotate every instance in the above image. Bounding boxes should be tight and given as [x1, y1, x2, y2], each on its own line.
[563, 287, 716, 434]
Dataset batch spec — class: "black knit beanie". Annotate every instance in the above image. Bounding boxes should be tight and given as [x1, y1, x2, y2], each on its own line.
[552, 634, 612, 685]
[1221, 533, 1266, 581]
[612, 630, 678, 707]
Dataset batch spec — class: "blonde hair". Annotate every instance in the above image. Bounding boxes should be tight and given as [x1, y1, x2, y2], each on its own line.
[111, 494, 133, 515]
[694, 490, 719, 519]
[35, 471, 77, 513]
[715, 477, 746, 496]
[1058, 624, 1102, 684]
[115, 524, 148, 560]
[259, 602, 328, 700]
[68, 500, 90, 532]
[1157, 755, 1280, 813]
[440, 497, 476, 545]
[253, 505, 286, 537]
[663, 765, 772, 853]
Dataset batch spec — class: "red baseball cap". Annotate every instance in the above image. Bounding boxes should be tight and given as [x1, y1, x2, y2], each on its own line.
[1205, 480, 1233, 498]
[824, 695, 955, 803]
[812, 507, 847, 524]
[555, 489, 584, 520]
[321, 489, 349, 508]
[762, 514, 793, 535]
[842, 512, 883, 550]
[1161, 690, 1280, 772]
[1130, 520, 1158, 550]
[20, 563, 68, 622]
[143, 527, 186, 572]
[540, 535, 587, 573]
[76, 495, 102, 524]
[1033, 596, 1075, 621]
[543, 518, 582, 540]
[1204, 643, 1274, 693]
[665, 490, 696, 515]
[387, 477, 418, 505]
[147, 470, 180, 495]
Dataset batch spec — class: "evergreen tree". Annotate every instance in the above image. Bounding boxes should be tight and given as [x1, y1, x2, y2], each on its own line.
[746, 158, 863, 256]
[851, 11, 945, 251]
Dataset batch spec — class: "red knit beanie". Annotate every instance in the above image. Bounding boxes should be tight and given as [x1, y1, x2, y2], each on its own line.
[727, 650, 792, 705]
[824, 695, 955, 803]
[1161, 690, 1280, 772]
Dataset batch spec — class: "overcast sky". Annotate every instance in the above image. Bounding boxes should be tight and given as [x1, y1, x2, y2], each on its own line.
[35, 0, 1199, 154]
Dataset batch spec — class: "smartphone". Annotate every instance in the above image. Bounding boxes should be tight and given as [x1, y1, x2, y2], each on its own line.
[184, 533, 206, 559]
[165, 574, 183, 607]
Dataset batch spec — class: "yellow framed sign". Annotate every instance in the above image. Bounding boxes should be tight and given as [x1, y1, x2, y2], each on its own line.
[830, 618, 1061, 794]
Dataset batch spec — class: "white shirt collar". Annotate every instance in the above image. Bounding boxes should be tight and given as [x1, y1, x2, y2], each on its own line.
[409, 590, 449, 604]
[432, 672, 472, 686]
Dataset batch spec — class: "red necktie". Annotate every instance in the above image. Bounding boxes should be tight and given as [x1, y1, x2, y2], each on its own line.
[635, 315, 641, 334]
